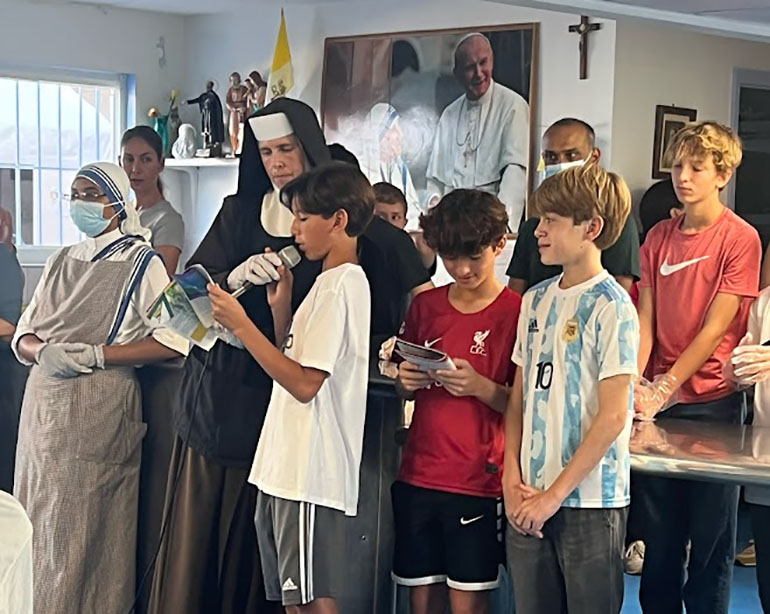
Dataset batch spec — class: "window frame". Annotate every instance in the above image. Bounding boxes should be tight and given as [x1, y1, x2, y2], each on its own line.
[0, 65, 129, 266]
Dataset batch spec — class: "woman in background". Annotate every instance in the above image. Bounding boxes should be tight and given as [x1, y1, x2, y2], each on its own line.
[12, 162, 187, 614]
[121, 126, 185, 275]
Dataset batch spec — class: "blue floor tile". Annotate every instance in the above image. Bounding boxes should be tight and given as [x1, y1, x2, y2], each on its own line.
[621, 567, 762, 613]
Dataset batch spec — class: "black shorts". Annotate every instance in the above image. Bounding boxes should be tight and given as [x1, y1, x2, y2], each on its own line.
[391, 481, 503, 591]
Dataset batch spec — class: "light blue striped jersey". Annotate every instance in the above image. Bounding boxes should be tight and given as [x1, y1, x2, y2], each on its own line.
[512, 270, 639, 508]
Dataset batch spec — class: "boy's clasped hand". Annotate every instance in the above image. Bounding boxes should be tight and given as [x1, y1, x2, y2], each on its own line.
[505, 484, 562, 539]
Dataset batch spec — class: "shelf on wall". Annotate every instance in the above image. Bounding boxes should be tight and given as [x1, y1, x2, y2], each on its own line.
[165, 157, 240, 168]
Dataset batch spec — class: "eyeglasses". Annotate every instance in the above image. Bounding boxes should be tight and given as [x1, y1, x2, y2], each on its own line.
[64, 190, 107, 203]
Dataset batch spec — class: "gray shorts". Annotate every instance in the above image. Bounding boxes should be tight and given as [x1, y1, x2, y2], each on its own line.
[255, 490, 347, 606]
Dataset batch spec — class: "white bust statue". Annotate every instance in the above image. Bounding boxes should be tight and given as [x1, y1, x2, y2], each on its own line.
[172, 123, 197, 159]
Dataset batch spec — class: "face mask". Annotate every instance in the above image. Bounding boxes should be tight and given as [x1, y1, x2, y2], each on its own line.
[70, 199, 119, 237]
[543, 155, 592, 179]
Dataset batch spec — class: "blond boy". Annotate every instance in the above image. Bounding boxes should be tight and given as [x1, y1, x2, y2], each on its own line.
[503, 164, 639, 614]
[635, 121, 761, 614]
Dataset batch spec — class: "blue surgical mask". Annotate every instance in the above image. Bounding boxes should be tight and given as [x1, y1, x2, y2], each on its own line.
[70, 199, 119, 237]
[543, 155, 592, 179]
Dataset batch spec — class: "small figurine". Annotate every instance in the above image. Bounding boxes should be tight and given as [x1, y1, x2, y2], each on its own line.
[172, 124, 197, 159]
[226, 72, 249, 156]
[245, 71, 267, 114]
[186, 81, 225, 157]
[167, 89, 181, 155]
[147, 107, 169, 155]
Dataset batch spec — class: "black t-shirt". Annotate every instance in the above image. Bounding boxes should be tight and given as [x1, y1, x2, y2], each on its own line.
[506, 216, 641, 287]
[0, 244, 23, 326]
[176, 199, 431, 467]
[359, 216, 431, 338]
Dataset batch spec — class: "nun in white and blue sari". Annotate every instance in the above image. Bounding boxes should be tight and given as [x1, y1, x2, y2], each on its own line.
[11, 162, 187, 614]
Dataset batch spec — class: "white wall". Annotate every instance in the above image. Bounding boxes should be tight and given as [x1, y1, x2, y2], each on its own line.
[0, 0, 187, 300]
[611, 20, 770, 200]
[182, 0, 617, 157]
[0, 0, 187, 130]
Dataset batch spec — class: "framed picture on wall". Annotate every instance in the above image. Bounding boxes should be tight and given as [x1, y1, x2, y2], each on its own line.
[652, 105, 697, 179]
[321, 23, 539, 233]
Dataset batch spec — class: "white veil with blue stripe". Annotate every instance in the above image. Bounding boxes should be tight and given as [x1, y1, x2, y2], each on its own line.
[75, 161, 152, 242]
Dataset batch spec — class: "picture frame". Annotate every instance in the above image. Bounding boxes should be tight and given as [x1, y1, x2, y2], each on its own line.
[320, 23, 539, 232]
[652, 104, 697, 179]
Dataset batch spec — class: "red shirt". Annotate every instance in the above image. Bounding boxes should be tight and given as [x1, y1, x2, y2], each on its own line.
[398, 285, 521, 497]
[640, 208, 761, 403]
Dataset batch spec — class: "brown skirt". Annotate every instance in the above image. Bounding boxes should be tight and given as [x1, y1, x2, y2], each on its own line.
[147, 437, 281, 614]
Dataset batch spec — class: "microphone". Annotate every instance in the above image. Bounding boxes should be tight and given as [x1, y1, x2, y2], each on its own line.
[231, 245, 301, 298]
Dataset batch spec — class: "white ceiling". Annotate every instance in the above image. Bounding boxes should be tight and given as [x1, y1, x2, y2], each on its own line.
[20, 0, 770, 33]
[38, 0, 366, 15]
[607, 0, 770, 24]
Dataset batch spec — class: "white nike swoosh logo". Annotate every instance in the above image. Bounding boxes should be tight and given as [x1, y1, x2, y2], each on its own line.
[660, 256, 710, 276]
[460, 515, 484, 526]
[425, 338, 442, 348]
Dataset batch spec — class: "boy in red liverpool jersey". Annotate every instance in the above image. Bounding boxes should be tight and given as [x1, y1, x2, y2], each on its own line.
[635, 121, 761, 614]
[393, 189, 521, 614]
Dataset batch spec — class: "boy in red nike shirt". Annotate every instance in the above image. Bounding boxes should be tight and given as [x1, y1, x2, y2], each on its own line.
[393, 189, 521, 614]
[636, 121, 761, 613]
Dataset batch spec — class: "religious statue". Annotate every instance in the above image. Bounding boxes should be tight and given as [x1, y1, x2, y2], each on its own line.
[147, 107, 169, 155]
[245, 71, 267, 115]
[167, 89, 181, 155]
[172, 124, 197, 159]
[226, 72, 249, 156]
[148, 89, 182, 157]
[186, 81, 225, 157]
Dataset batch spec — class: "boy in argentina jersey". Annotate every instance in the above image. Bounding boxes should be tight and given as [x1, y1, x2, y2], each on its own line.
[393, 189, 521, 614]
[504, 164, 639, 614]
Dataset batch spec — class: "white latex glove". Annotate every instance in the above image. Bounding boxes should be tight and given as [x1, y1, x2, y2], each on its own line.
[227, 252, 283, 290]
[730, 333, 770, 385]
[35, 342, 94, 378]
[634, 373, 679, 421]
[66, 344, 105, 370]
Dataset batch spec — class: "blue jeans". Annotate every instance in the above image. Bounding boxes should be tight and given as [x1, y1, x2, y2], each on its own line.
[637, 392, 744, 614]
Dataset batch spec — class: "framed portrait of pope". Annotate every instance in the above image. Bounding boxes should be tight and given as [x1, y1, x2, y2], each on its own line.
[321, 23, 539, 234]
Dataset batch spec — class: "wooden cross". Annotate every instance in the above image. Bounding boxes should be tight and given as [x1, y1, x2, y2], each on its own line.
[569, 16, 602, 80]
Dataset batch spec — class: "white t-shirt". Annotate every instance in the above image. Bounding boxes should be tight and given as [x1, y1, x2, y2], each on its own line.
[248, 263, 371, 516]
[744, 289, 770, 505]
[513, 271, 639, 509]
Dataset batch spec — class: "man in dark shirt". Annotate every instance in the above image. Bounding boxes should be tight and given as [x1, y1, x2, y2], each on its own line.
[507, 118, 640, 294]
[0, 208, 25, 493]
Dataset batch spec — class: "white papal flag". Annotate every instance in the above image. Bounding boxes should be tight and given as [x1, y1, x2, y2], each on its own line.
[266, 9, 294, 103]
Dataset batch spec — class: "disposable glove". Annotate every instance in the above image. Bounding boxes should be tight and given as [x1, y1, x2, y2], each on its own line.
[729, 333, 770, 385]
[634, 372, 679, 421]
[35, 342, 93, 378]
[226, 252, 283, 290]
[66, 344, 105, 370]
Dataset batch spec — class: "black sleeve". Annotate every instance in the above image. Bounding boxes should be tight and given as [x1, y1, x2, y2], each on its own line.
[186, 196, 248, 288]
[0, 245, 23, 325]
[370, 218, 431, 294]
[602, 215, 641, 281]
[506, 217, 537, 281]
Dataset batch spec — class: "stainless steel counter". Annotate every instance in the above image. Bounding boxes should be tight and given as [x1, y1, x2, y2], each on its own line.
[630, 418, 770, 485]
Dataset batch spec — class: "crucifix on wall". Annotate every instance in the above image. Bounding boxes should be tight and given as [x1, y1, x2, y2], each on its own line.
[569, 15, 602, 80]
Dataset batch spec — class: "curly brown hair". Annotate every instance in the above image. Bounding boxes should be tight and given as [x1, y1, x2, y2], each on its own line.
[420, 189, 508, 257]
